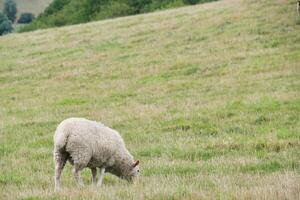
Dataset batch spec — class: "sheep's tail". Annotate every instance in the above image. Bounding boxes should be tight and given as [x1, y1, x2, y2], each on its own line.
[53, 123, 69, 151]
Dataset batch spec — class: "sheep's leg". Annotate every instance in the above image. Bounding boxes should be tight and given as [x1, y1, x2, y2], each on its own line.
[91, 168, 97, 185]
[72, 165, 84, 187]
[97, 167, 105, 186]
[54, 150, 67, 192]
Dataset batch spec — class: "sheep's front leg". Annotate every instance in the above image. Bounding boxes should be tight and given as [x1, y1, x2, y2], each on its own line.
[97, 167, 105, 186]
[91, 168, 97, 185]
[72, 165, 84, 187]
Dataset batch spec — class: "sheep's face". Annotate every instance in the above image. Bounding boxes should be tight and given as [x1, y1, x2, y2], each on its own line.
[127, 160, 140, 181]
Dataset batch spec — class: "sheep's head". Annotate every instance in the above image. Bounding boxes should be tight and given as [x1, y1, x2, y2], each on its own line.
[125, 160, 140, 181]
[107, 160, 140, 181]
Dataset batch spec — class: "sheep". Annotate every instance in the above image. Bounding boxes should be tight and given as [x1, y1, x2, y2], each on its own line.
[53, 117, 140, 191]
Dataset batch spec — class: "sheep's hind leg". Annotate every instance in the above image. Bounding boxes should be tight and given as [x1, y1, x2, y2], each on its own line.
[91, 168, 97, 185]
[97, 167, 105, 186]
[54, 150, 68, 192]
[72, 164, 85, 187]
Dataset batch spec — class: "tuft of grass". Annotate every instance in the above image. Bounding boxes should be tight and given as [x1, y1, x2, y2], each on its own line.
[57, 98, 88, 106]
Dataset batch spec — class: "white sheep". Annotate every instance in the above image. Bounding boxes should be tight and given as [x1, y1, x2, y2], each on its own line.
[53, 117, 140, 191]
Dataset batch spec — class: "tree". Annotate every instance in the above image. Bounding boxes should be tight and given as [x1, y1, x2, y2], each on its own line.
[17, 13, 35, 24]
[3, 0, 17, 22]
[0, 12, 13, 35]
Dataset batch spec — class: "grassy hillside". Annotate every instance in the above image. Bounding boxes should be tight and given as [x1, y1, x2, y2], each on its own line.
[0, 0, 52, 16]
[0, 0, 300, 199]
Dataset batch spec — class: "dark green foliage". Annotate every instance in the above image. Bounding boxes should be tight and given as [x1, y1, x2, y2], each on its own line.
[3, 0, 17, 22]
[184, 0, 216, 5]
[17, 13, 35, 24]
[19, 0, 218, 32]
[0, 12, 13, 35]
[43, 0, 71, 16]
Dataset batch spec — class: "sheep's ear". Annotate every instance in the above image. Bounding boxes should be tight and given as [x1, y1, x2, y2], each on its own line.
[132, 160, 139, 168]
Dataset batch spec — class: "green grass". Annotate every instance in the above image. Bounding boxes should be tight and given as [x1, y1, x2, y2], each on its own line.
[0, 0, 300, 199]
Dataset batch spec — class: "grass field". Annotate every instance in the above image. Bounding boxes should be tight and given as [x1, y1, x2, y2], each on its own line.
[0, 0, 52, 17]
[0, 0, 300, 199]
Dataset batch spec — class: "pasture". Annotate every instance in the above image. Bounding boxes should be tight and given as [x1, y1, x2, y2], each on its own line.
[0, 0, 299, 199]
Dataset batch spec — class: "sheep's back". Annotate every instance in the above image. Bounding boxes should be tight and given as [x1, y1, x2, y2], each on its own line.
[59, 118, 126, 166]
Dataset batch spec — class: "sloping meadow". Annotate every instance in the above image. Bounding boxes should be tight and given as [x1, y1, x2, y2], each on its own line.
[0, 0, 299, 199]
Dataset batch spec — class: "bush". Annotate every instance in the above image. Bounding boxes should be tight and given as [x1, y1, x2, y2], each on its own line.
[3, 0, 17, 22]
[0, 12, 13, 35]
[184, 0, 217, 5]
[17, 13, 35, 24]
[94, 1, 135, 20]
